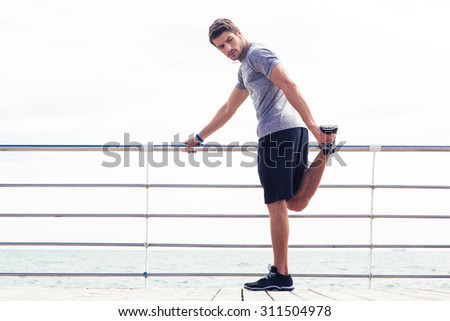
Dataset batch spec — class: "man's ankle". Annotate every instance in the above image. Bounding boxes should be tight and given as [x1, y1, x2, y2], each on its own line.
[274, 265, 289, 275]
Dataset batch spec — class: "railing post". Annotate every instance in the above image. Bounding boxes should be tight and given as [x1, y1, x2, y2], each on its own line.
[368, 145, 381, 289]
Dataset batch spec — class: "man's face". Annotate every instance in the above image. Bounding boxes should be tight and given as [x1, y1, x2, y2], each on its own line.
[212, 31, 246, 61]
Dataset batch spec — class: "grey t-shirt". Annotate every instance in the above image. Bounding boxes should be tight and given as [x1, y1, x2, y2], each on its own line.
[236, 42, 304, 138]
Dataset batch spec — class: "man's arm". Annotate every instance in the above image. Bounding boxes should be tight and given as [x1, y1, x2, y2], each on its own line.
[269, 64, 324, 144]
[184, 86, 249, 152]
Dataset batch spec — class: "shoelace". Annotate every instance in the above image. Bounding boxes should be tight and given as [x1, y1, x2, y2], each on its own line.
[320, 141, 336, 155]
[264, 265, 277, 279]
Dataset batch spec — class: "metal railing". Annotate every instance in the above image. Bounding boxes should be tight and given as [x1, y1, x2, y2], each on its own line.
[1, 144, 450, 288]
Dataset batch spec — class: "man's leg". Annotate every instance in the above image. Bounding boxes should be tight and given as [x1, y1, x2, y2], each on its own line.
[267, 199, 289, 275]
[243, 198, 294, 291]
[287, 129, 337, 212]
[286, 151, 327, 212]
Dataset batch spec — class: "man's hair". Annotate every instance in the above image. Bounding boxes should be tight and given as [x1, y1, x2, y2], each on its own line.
[208, 18, 239, 45]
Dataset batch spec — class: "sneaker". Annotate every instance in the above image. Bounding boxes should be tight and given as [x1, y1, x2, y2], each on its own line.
[244, 265, 294, 291]
[320, 142, 336, 156]
[319, 125, 338, 156]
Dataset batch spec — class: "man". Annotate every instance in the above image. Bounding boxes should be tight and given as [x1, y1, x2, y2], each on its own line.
[184, 18, 337, 291]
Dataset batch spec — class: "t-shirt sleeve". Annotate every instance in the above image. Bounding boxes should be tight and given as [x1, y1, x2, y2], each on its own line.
[236, 68, 246, 89]
[247, 47, 281, 78]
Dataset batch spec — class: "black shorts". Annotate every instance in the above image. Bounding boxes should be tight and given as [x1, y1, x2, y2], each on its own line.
[257, 127, 309, 204]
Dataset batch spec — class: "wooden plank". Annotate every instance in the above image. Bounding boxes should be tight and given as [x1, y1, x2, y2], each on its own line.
[181, 288, 221, 301]
[242, 289, 273, 301]
[78, 288, 132, 300]
[141, 288, 198, 301]
[424, 289, 450, 295]
[346, 289, 419, 301]
[306, 289, 366, 301]
[418, 289, 450, 296]
[382, 289, 450, 301]
[266, 290, 302, 301]
[291, 289, 334, 301]
[408, 289, 450, 300]
[1, 287, 449, 301]
[212, 288, 242, 301]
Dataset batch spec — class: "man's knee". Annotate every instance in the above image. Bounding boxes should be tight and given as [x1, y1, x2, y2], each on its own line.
[267, 200, 288, 216]
[287, 199, 309, 212]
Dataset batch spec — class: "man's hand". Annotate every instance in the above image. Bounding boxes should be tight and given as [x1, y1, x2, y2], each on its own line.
[312, 125, 337, 146]
[316, 125, 338, 156]
[183, 136, 201, 153]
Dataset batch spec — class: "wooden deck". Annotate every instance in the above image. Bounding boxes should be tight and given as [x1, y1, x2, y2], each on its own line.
[1, 287, 450, 301]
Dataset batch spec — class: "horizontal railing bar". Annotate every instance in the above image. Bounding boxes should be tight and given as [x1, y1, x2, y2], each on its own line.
[372, 214, 450, 219]
[1, 144, 449, 152]
[373, 245, 450, 249]
[369, 274, 450, 279]
[1, 183, 261, 188]
[0, 184, 146, 188]
[0, 213, 149, 218]
[149, 183, 261, 188]
[0, 242, 144, 247]
[371, 185, 450, 190]
[0, 145, 144, 152]
[145, 273, 450, 279]
[0, 272, 449, 279]
[147, 244, 450, 249]
[2, 213, 450, 220]
[1, 183, 449, 190]
[2, 242, 449, 249]
[0, 272, 143, 277]
[154, 145, 450, 153]
[148, 214, 450, 219]
[1, 213, 450, 219]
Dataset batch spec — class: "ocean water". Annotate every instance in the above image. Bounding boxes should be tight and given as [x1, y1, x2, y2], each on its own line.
[1, 249, 450, 289]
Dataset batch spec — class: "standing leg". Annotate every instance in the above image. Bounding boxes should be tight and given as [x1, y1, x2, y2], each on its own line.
[267, 199, 289, 275]
[244, 198, 294, 291]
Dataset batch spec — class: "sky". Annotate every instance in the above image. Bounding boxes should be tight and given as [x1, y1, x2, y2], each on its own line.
[1, 0, 450, 146]
[1, 1, 450, 255]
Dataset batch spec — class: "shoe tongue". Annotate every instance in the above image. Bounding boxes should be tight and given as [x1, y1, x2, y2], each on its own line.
[270, 265, 278, 273]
